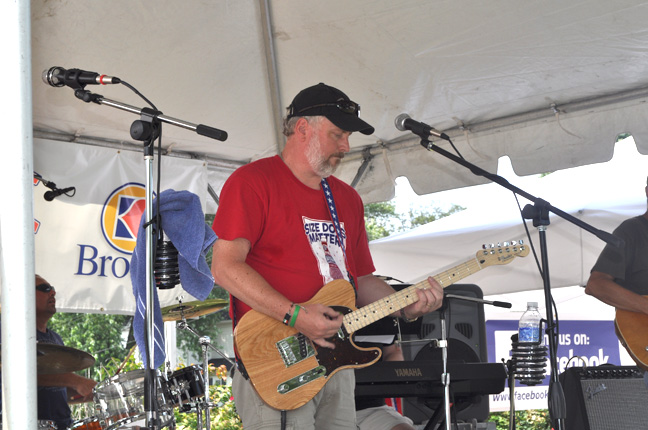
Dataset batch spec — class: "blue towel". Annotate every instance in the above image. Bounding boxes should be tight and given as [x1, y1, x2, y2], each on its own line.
[130, 189, 217, 368]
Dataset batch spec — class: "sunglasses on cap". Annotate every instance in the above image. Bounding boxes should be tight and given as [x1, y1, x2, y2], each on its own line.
[294, 100, 361, 116]
[36, 283, 55, 293]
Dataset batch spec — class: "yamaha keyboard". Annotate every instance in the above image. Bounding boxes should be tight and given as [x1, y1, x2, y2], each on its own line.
[354, 361, 507, 398]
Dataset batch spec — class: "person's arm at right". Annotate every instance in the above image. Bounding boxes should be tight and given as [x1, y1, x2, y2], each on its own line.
[585, 271, 648, 314]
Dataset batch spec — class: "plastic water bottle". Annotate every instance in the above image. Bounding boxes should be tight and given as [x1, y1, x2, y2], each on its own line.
[518, 302, 542, 343]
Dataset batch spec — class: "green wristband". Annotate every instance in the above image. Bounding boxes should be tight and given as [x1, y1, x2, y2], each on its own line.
[289, 305, 301, 327]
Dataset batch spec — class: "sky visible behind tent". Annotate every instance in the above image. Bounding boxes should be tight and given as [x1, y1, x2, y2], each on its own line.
[392, 135, 644, 219]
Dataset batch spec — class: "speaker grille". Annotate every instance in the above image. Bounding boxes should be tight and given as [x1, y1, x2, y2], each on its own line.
[562, 366, 648, 430]
[580, 378, 648, 430]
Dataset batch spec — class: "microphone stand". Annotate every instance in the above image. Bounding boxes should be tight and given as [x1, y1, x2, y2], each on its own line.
[421, 294, 512, 430]
[417, 137, 621, 430]
[428, 296, 451, 430]
[69, 88, 227, 430]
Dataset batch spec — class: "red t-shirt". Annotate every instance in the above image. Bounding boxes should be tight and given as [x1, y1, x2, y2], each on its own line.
[212, 155, 375, 322]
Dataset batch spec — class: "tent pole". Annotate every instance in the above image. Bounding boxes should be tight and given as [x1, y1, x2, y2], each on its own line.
[1, 0, 38, 429]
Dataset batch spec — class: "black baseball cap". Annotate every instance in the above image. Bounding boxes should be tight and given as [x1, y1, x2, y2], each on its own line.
[286, 83, 375, 135]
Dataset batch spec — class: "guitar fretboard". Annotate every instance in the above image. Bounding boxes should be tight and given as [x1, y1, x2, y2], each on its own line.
[343, 256, 483, 333]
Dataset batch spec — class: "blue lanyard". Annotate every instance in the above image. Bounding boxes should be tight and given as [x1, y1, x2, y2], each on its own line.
[321, 178, 355, 289]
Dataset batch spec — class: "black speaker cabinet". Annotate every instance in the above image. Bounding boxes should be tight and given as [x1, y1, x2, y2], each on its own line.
[400, 284, 489, 423]
[400, 284, 487, 363]
[560, 365, 648, 430]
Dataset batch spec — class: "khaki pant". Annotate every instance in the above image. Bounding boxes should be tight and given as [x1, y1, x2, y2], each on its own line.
[232, 368, 358, 430]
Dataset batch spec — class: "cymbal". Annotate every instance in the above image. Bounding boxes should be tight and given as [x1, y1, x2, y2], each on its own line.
[36, 343, 95, 375]
[161, 298, 229, 321]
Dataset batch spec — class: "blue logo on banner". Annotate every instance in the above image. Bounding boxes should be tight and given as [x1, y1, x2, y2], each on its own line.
[100, 183, 147, 254]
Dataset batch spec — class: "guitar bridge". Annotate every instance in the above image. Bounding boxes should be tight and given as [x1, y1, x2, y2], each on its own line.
[276, 332, 316, 367]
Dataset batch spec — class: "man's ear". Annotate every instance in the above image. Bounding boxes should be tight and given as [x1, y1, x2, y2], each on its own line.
[295, 117, 311, 141]
[297, 118, 308, 135]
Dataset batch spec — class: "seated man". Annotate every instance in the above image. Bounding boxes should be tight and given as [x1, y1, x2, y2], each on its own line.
[0, 275, 97, 429]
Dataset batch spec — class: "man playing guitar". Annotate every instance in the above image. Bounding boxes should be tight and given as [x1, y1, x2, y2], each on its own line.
[585, 176, 648, 372]
[211, 83, 443, 430]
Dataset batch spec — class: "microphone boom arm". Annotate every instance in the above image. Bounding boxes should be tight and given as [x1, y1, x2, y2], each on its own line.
[419, 140, 622, 248]
[73, 90, 228, 142]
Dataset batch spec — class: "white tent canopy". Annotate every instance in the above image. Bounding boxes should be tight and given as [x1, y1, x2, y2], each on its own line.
[28, 0, 648, 203]
[369, 140, 647, 296]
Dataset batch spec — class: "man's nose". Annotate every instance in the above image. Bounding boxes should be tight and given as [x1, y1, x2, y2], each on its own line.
[339, 135, 351, 153]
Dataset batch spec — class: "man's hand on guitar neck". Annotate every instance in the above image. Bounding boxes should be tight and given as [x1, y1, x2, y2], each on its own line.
[401, 277, 444, 321]
[294, 303, 344, 349]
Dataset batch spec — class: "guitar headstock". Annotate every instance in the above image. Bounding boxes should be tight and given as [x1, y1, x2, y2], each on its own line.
[477, 240, 529, 266]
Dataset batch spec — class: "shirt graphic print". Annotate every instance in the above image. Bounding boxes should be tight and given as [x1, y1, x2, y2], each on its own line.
[303, 216, 348, 284]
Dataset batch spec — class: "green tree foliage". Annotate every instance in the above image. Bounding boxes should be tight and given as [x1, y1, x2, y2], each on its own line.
[48, 312, 133, 381]
[364, 201, 465, 241]
[364, 202, 401, 241]
[408, 204, 465, 229]
[489, 410, 552, 430]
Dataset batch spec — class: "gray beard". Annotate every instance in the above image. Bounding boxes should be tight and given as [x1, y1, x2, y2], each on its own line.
[306, 134, 337, 178]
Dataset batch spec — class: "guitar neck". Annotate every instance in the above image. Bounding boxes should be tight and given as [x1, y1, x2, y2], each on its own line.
[344, 256, 483, 334]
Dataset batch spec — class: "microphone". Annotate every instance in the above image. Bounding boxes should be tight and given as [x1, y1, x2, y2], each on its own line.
[44, 187, 76, 201]
[42, 66, 121, 89]
[394, 113, 450, 141]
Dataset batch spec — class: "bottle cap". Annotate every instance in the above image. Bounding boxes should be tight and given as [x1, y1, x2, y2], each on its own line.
[527, 302, 538, 307]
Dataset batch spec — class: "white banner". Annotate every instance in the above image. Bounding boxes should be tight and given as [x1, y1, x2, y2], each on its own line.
[29, 138, 210, 314]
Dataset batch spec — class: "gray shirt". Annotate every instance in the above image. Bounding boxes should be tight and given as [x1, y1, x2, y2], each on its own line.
[591, 215, 648, 295]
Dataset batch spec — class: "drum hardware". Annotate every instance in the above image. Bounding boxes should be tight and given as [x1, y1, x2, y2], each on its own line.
[66, 296, 233, 430]
[68, 417, 102, 430]
[92, 368, 174, 430]
[174, 310, 235, 430]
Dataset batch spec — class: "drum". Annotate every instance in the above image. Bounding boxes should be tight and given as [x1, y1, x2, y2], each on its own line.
[166, 365, 205, 407]
[93, 369, 171, 429]
[69, 418, 102, 430]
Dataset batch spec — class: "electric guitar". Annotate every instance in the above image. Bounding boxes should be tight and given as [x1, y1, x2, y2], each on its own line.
[614, 303, 648, 371]
[234, 241, 529, 410]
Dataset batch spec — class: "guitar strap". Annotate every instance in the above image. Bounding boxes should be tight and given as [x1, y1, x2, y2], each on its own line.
[321, 178, 356, 290]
